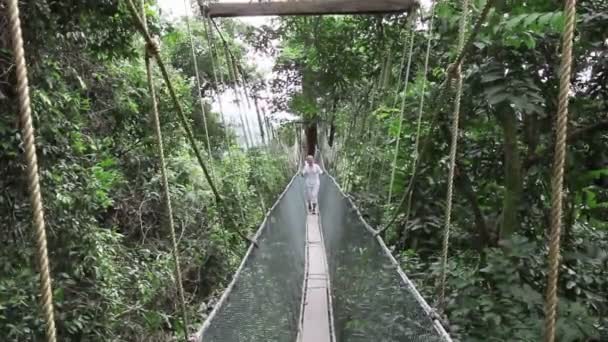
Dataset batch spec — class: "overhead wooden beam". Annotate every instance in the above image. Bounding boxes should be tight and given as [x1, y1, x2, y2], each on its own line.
[201, 0, 419, 18]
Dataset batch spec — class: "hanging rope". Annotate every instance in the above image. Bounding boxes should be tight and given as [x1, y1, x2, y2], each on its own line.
[390, 2, 438, 238]
[126, 0, 256, 248]
[183, 0, 213, 159]
[6, 1, 57, 341]
[139, 2, 189, 339]
[203, 12, 266, 244]
[392, 28, 410, 108]
[223, 43, 253, 148]
[202, 13, 229, 148]
[544, 0, 577, 340]
[452, 0, 496, 68]
[438, 0, 469, 310]
[365, 40, 395, 191]
[387, 21, 416, 206]
[205, 16, 248, 210]
[378, 0, 496, 235]
[210, 19, 267, 146]
[125, 0, 220, 202]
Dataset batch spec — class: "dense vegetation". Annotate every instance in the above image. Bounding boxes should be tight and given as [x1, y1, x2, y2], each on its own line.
[264, 0, 607, 340]
[1, 1, 290, 341]
[1, 0, 607, 341]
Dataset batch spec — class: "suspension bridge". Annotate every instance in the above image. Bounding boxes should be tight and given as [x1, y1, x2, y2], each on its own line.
[3, 0, 577, 341]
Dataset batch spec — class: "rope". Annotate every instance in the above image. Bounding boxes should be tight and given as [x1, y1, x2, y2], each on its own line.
[140, 2, 188, 338]
[544, 0, 576, 340]
[183, 0, 213, 158]
[206, 17, 249, 220]
[203, 12, 264, 246]
[395, 2, 437, 238]
[210, 19, 268, 146]
[378, 0, 498, 237]
[202, 13, 228, 148]
[7, 1, 57, 340]
[127, 0, 256, 250]
[387, 21, 416, 206]
[125, 0, 221, 203]
[452, 0, 496, 68]
[223, 43, 253, 148]
[392, 28, 409, 108]
[439, 0, 469, 309]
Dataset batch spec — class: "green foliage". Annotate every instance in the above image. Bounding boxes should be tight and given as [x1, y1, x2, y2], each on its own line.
[261, 0, 608, 340]
[0, 1, 290, 341]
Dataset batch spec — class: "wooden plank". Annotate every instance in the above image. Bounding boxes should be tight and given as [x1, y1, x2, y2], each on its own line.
[202, 0, 419, 18]
[298, 213, 333, 342]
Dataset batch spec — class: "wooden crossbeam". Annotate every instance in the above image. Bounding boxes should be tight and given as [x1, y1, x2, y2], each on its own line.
[201, 0, 419, 18]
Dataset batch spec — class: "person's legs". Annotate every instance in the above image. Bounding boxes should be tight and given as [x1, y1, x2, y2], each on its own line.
[311, 184, 320, 215]
[306, 186, 314, 214]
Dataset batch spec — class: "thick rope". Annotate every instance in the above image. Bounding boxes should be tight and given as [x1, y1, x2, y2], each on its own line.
[544, 0, 576, 340]
[125, 0, 221, 203]
[439, 0, 469, 309]
[127, 0, 256, 249]
[387, 26, 416, 206]
[140, 2, 189, 338]
[7, 1, 57, 340]
[183, 0, 213, 158]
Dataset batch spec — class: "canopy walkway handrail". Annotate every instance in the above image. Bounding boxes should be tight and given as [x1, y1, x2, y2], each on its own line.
[324, 172, 452, 341]
[194, 173, 299, 341]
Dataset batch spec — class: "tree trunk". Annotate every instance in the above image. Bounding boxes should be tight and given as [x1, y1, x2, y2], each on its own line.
[305, 122, 318, 156]
[497, 109, 522, 239]
[329, 119, 336, 147]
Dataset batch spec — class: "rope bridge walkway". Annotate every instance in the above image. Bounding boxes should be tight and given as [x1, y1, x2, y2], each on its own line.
[5, 0, 577, 341]
[195, 174, 450, 342]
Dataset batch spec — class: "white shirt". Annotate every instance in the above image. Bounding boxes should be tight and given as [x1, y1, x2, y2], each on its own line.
[302, 163, 323, 187]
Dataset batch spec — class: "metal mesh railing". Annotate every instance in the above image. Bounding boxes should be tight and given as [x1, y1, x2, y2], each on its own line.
[199, 176, 307, 342]
[319, 175, 451, 342]
[199, 172, 451, 342]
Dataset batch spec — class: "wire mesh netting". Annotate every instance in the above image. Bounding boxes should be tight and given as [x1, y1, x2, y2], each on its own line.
[200, 172, 450, 342]
[200, 177, 307, 342]
[319, 175, 449, 342]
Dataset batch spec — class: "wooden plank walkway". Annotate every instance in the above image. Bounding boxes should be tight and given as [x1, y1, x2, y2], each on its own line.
[298, 213, 334, 342]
